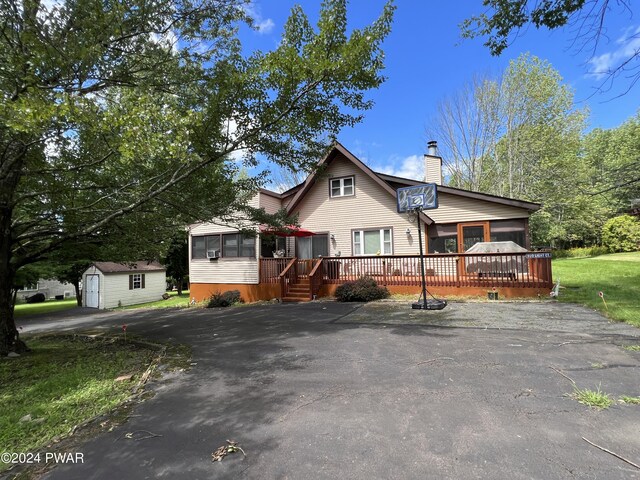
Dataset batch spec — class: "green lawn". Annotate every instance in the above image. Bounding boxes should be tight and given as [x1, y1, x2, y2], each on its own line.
[0, 336, 156, 470]
[553, 252, 640, 327]
[14, 298, 78, 318]
[116, 290, 191, 310]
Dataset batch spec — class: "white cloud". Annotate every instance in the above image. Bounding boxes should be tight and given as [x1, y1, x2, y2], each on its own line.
[588, 25, 640, 79]
[243, 3, 275, 35]
[255, 18, 275, 34]
[372, 154, 424, 181]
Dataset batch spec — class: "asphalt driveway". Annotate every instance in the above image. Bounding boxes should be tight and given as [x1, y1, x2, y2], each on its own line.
[11, 301, 640, 479]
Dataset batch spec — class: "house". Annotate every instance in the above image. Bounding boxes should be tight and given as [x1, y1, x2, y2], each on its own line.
[188, 142, 552, 302]
[16, 278, 76, 301]
[82, 261, 166, 309]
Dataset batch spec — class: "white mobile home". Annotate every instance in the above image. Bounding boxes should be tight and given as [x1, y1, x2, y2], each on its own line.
[82, 261, 166, 309]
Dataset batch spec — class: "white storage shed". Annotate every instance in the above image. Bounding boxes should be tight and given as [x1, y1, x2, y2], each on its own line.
[82, 261, 166, 309]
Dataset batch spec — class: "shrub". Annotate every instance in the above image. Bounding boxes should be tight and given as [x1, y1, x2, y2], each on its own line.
[206, 290, 244, 308]
[602, 215, 640, 253]
[26, 293, 46, 304]
[335, 276, 390, 302]
[552, 246, 608, 259]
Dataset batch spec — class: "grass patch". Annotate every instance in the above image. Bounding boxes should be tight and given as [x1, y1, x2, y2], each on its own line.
[553, 252, 640, 327]
[14, 299, 78, 318]
[116, 290, 191, 310]
[623, 345, 640, 352]
[570, 385, 613, 409]
[619, 396, 640, 405]
[0, 336, 157, 470]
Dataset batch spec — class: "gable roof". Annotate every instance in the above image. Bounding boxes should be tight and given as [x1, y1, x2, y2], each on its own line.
[285, 142, 435, 225]
[92, 261, 165, 274]
[375, 172, 541, 211]
[261, 142, 541, 220]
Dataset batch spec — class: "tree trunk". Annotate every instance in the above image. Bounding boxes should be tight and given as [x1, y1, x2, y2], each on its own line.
[73, 280, 82, 306]
[176, 275, 183, 296]
[0, 144, 27, 356]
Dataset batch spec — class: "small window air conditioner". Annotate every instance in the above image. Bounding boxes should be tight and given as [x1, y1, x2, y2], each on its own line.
[206, 249, 220, 259]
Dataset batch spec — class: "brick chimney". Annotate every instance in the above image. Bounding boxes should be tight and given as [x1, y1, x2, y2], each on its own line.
[424, 140, 442, 185]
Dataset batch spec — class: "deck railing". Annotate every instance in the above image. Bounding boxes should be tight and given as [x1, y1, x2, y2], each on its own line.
[260, 257, 294, 283]
[261, 252, 553, 290]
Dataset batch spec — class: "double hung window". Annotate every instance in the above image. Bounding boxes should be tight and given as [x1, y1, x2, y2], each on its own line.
[353, 229, 392, 255]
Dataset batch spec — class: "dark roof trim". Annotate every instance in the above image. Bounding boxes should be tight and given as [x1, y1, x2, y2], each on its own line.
[286, 143, 434, 225]
[91, 261, 165, 274]
[375, 172, 541, 211]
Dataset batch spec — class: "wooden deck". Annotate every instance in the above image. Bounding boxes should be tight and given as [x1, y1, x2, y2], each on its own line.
[260, 253, 553, 299]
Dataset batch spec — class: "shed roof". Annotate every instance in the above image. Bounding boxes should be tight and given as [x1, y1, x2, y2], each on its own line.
[92, 261, 165, 274]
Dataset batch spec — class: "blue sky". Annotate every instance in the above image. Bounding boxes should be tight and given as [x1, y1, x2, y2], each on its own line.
[242, 1, 640, 181]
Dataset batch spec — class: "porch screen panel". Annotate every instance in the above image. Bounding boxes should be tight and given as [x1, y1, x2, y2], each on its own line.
[428, 224, 457, 254]
[490, 219, 527, 248]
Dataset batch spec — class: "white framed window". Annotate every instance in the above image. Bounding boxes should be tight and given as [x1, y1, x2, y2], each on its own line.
[330, 176, 354, 198]
[352, 228, 392, 255]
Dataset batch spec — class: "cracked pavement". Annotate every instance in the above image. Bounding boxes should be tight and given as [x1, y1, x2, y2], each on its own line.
[11, 301, 640, 479]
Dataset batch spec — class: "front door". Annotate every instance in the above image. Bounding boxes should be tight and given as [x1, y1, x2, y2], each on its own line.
[296, 234, 329, 259]
[296, 235, 329, 276]
[85, 274, 99, 308]
[458, 223, 489, 252]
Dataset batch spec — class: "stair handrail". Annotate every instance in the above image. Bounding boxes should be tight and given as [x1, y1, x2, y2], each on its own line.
[279, 257, 298, 299]
[308, 258, 324, 300]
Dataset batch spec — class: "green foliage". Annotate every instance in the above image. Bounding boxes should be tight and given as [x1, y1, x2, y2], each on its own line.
[602, 215, 640, 253]
[551, 246, 608, 259]
[206, 290, 244, 308]
[623, 345, 640, 352]
[461, 0, 587, 56]
[570, 384, 613, 409]
[0, 0, 396, 354]
[460, 1, 639, 96]
[620, 396, 640, 405]
[164, 231, 189, 294]
[335, 276, 390, 302]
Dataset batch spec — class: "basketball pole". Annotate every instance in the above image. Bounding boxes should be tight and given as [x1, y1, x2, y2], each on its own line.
[415, 206, 428, 309]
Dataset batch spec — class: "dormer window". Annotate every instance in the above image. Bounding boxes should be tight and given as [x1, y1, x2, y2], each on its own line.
[330, 176, 354, 198]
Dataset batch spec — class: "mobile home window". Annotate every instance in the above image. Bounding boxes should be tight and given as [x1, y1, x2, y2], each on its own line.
[353, 229, 392, 255]
[330, 176, 354, 198]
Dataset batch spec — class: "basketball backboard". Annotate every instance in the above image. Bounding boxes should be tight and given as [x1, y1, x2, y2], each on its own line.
[396, 184, 438, 212]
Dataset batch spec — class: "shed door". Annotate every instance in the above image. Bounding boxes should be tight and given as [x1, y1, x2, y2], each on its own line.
[86, 275, 99, 308]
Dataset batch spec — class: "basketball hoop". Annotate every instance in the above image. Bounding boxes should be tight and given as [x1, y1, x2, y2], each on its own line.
[407, 210, 417, 224]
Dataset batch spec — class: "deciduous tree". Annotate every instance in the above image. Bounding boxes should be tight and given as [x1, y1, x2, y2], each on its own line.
[0, 0, 395, 355]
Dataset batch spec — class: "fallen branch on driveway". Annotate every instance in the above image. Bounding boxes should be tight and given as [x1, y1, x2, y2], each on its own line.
[582, 437, 640, 470]
[549, 366, 576, 384]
